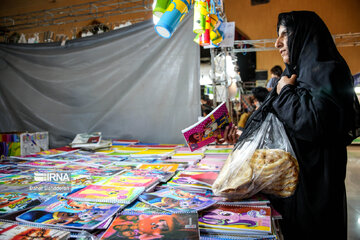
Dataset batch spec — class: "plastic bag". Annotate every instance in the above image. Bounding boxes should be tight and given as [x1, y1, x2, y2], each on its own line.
[212, 113, 299, 199]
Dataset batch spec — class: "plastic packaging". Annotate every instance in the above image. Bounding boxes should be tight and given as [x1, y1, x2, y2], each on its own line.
[212, 113, 299, 199]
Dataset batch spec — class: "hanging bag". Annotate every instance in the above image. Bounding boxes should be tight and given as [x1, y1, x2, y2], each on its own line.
[212, 90, 300, 199]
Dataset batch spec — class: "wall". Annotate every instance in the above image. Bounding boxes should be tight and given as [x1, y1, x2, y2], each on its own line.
[225, 0, 360, 76]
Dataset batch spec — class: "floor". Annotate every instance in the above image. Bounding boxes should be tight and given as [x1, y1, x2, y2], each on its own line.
[346, 145, 360, 239]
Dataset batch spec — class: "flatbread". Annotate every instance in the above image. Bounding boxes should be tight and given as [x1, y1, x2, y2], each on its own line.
[212, 148, 299, 198]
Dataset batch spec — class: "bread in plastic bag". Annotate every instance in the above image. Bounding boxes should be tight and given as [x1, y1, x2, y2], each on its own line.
[212, 113, 299, 199]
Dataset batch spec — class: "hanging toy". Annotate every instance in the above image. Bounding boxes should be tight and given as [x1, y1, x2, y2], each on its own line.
[202, 14, 211, 46]
[210, 29, 224, 46]
[153, 0, 172, 18]
[193, 0, 209, 34]
[154, 0, 192, 39]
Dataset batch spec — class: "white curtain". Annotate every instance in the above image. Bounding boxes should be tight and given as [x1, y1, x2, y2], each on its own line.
[0, 12, 200, 148]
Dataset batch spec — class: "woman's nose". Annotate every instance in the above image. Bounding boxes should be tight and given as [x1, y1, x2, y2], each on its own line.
[275, 37, 281, 48]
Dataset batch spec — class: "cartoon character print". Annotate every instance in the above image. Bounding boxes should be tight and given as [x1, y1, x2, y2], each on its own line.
[199, 209, 257, 227]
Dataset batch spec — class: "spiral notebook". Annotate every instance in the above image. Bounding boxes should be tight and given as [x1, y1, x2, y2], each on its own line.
[100, 211, 200, 240]
[139, 188, 217, 212]
[198, 204, 272, 234]
[67, 184, 144, 204]
[16, 195, 124, 230]
[0, 220, 70, 240]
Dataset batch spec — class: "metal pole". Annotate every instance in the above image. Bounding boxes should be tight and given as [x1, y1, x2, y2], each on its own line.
[210, 48, 217, 109]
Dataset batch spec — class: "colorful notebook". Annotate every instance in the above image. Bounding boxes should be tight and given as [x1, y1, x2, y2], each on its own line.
[139, 188, 217, 212]
[100, 211, 200, 240]
[68, 185, 144, 204]
[198, 204, 272, 234]
[0, 220, 70, 240]
[174, 171, 219, 186]
[0, 192, 43, 216]
[16, 195, 123, 230]
[121, 200, 170, 214]
[97, 175, 159, 189]
[119, 169, 175, 182]
[138, 163, 179, 172]
[18, 160, 68, 168]
[182, 102, 233, 152]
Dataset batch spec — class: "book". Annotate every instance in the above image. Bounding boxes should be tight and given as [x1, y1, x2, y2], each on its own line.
[173, 171, 219, 186]
[71, 174, 109, 187]
[70, 132, 102, 148]
[198, 204, 272, 234]
[130, 144, 181, 149]
[0, 192, 43, 216]
[137, 163, 179, 172]
[171, 153, 205, 159]
[204, 148, 232, 155]
[119, 169, 175, 183]
[121, 200, 170, 214]
[16, 195, 123, 230]
[0, 220, 70, 240]
[139, 188, 217, 212]
[96, 175, 160, 190]
[182, 102, 233, 152]
[18, 159, 69, 168]
[185, 159, 225, 172]
[67, 185, 144, 204]
[122, 158, 163, 164]
[129, 149, 175, 159]
[112, 139, 140, 145]
[166, 176, 213, 191]
[0, 174, 37, 192]
[100, 211, 200, 240]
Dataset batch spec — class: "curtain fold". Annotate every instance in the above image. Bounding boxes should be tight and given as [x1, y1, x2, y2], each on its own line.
[0, 13, 200, 148]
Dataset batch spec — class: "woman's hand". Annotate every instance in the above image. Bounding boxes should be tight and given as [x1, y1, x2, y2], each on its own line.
[277, 74, 297, 94]
[216, 125, 242, 145]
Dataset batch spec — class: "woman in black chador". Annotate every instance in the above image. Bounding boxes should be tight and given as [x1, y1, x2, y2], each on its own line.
[221, 11, 360, 239]
[267, 11, 359, 239]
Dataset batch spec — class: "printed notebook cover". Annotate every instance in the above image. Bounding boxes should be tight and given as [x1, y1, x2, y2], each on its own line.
[129, 149, 175, 159]
[74, 158, 114, 167]
[96, 175, 159, 189]
[137, 163, 179, 172]
[171, 153, 205, 159]
[204, 149, 232, 155]
[139, 188, 217, 212]
[119, 169, 175, 183]
[175, 171, 219, 186]
[0, 192, 42, 216]
[18, 159, 68, 168]
[182, 102, 233, 152]
[0, 165, 37, 175]
[0, 174, 37, 191]
[71, 174, 109, 187]
[198, 204, 272, 234]
[79, 167, 124, 176]
[100, 211, 200, 240]
[0, 220, 70, 240]
[68, 184, 144, 204]
[16, 195, 124, 230]
[121, 200, 170, 214]
[121, 158, 163, 164]
[166, 173, 213, 190]
[185, 163, 224, 172]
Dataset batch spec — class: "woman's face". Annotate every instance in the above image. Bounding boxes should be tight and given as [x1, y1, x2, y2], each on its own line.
[193, 132, 203, 141]
[275, 25, 290, 64]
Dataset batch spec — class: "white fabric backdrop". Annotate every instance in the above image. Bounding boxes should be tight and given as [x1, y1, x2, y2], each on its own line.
[0, 13, 200, 148]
